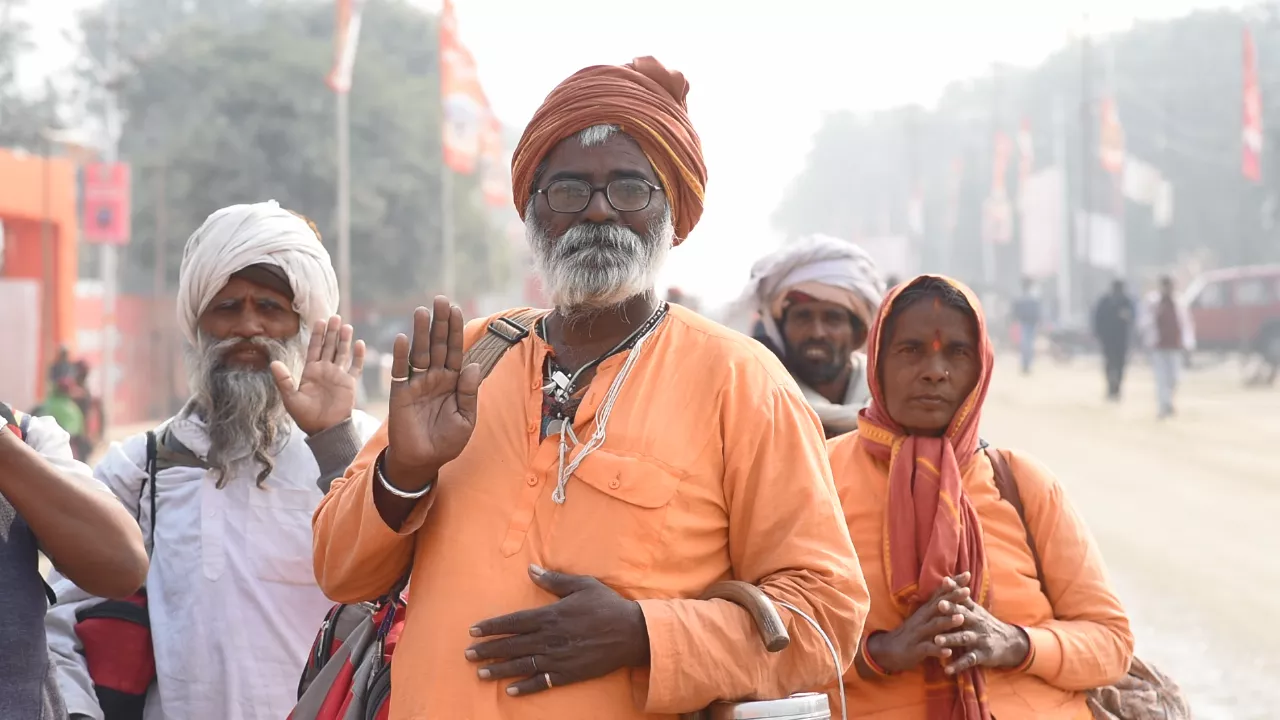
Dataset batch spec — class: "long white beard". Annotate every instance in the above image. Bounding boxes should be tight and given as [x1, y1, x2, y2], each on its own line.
[186, 333, 306, 487]
[528, 206, 674, 316]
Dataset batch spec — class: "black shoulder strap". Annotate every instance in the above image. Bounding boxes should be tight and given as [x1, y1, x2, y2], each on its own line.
[143, 430, 159, 553]
[462, 309, 546, 382]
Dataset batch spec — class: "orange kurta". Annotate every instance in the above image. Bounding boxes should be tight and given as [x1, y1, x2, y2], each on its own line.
[826, 435, 1133, 720]
[313, 305, 870, 719]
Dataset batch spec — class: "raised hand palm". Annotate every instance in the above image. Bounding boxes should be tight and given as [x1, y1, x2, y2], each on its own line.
[386, 298, 482, 474]
[272, 316, 366, 436]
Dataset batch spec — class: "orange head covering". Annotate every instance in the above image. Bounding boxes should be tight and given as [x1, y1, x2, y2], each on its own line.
[855, 275, 995, 720]
[510, 56, 707, 245]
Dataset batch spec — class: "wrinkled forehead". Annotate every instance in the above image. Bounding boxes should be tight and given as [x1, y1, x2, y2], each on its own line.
[229, 263, 293, 300]
[538, 129, 659, 185]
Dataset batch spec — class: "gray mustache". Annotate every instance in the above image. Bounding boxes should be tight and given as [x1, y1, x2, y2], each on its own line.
[205, 335, 292, 368]
[554, 224, 641, 254]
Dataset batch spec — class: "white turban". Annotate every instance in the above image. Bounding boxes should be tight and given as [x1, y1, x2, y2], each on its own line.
[177, 200, 339, 346]
[725, 234, 885, 354]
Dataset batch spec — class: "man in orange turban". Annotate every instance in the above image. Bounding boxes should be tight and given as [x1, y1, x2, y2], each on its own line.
[314, 57, 868, 719]
[511, 56, 707, 245]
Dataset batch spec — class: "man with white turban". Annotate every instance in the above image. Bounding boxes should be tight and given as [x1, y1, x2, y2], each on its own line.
[46, 201, 381, 720]
[728, 234, 886, 438]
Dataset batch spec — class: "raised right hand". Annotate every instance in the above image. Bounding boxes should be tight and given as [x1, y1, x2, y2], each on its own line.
[867, 573, 972, 675]
[383, 296, 482, 491]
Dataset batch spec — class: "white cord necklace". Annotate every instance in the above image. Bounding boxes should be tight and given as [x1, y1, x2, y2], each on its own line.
[551, 324, 658, 505]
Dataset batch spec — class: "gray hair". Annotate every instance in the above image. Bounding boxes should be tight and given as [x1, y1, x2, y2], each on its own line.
[529, 124, 625, 194]
[186, 332, 306, 487]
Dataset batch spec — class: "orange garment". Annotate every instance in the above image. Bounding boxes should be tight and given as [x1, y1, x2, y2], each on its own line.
[312, 305, 869, 719]
[826, 441, 1134, 719]
[510, 56, 707, 244]
[857, 277, 995, 719]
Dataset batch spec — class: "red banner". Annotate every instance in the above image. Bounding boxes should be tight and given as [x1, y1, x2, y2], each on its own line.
[991, 132, 1012, 194]
[479, 113, 509, 207]
[326, 0, 368, 93]
[82, 162, 131, 245]
[1017, 118, 1034, 180]
[1098, 98, 1125, 175]
[440, 0, 486, 174]
[1243, 27, 1263, 183]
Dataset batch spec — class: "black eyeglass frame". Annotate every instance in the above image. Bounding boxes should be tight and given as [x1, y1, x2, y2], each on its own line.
[534, 178, 664, 214]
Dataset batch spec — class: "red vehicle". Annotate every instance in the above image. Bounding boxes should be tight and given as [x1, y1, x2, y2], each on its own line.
[1183, 264, 1280, 367]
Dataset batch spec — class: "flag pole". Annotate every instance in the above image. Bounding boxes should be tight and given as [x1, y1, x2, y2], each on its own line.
[438, 1, 456, 300]
[337, 89, 351, 319]
[441, 157, 455, 299]
[328, 0, 363, 320]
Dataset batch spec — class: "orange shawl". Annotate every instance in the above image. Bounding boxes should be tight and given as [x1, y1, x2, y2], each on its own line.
[509, 56, 707, 244]
[856, 275, 995, 720]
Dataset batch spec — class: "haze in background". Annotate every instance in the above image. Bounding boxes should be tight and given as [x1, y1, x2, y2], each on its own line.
[17, 0, 1252, 308]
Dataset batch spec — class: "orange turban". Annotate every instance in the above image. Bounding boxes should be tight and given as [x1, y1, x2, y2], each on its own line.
[510, 56, 707, 245]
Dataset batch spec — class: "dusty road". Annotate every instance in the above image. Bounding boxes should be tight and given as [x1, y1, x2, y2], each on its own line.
[984, 352, 1280, 719]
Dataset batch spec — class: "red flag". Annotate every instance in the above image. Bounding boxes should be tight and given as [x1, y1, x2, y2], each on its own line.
[1017, 119, 1034, 180]
[1098, 98, 1125, 175]
[1243, 27, 1263, 183]
[479, 112, 510, 207]
[991, 132, 1012, 194]
[440, 0, 486, 174]
[326, 0, 368, 93]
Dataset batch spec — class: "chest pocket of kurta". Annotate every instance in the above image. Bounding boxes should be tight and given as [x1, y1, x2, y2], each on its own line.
[247, 487, 318, 585]
[547, 449, 682, 591]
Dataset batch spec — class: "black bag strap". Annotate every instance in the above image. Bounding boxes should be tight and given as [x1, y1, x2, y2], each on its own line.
[142, 431, 159, 554]
[462, 309, 546, 382]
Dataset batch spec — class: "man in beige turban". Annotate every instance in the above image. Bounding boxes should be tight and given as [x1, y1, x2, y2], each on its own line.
[728, 235, 887, 437]
[48, 201, 381, 720]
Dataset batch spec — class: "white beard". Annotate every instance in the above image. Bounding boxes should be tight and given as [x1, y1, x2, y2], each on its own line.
[185, 333, 306, 487]
[527, 205, 674, 316]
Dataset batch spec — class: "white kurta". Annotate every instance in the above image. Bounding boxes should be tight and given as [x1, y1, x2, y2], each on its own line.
[45, 410, 380, 720]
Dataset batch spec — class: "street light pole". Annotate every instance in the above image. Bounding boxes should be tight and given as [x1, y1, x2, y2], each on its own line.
[336, 89, 351, 319]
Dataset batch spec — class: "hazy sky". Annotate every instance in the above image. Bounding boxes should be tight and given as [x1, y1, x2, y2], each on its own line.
[18, 0, 1251, 307]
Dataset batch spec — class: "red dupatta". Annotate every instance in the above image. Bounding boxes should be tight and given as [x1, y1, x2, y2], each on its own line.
[856, 275, 995, 720]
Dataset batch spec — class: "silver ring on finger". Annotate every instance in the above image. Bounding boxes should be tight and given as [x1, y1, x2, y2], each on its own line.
[543, 672, 553, 689]
[409, 363, 429, 374]
[390, 375, 410, 383]
[530, 656, 538, 673]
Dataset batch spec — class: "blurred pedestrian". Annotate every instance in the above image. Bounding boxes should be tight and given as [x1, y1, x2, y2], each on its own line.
[1139, 275, 1195, 419]
[46, 201, 381, 720]
[1011, 276, 1042, 375]
[1093, 279, 1136, 401]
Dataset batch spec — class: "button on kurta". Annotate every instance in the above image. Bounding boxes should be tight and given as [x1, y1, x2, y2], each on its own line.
[526, 475, 538, 487]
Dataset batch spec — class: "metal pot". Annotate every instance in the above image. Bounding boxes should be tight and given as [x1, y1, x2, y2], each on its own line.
[705, 692, 830, 720]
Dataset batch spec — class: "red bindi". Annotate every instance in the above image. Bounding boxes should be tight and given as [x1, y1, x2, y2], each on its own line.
[932, 330, 942, 352]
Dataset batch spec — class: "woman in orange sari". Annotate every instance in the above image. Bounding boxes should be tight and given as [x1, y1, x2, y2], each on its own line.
[828, 275, 1133, 719]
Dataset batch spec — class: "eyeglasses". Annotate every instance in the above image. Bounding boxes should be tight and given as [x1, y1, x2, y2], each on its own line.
[535, 178, 663, 214]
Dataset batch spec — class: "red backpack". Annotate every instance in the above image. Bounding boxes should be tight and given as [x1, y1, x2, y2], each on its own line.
[289, 581, 406, 720]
